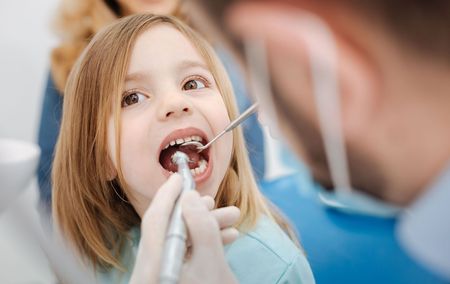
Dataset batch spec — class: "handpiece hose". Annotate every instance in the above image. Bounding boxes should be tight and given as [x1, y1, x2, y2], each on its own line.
[160, 151, 196, 284]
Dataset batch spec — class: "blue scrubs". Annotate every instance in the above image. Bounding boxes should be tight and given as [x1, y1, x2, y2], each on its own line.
[37, 74, 62, 212]
[260, 174, 449, 284]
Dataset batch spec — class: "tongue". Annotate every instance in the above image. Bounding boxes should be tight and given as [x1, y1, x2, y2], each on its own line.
[160, 145, 202, 172]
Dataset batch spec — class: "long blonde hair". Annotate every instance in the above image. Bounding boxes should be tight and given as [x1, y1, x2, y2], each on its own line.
[53, 14, 295, 270]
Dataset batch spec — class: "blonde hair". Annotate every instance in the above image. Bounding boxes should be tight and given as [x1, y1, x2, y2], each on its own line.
[50, 0, 184, 92]
[53, 14, 296, 270]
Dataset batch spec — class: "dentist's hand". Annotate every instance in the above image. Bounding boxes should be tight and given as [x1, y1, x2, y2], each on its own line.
[179, 189, 239, 284]
[196, 192, 241, 246]
[130, 174, 239, 284]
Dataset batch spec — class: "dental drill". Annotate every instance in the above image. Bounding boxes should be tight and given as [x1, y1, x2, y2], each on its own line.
[160, 151, 196, 284]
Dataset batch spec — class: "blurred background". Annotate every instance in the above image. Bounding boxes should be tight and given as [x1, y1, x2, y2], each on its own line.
[0, 0, 58, 282]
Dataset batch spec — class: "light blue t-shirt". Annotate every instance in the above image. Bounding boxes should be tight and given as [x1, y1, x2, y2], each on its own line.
[225, 216, 315, 283]
[97, 216, 315, 284]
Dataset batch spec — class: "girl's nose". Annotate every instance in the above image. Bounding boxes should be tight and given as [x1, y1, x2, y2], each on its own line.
[165, 106, 190, 118]
[158, 95, 193, 120]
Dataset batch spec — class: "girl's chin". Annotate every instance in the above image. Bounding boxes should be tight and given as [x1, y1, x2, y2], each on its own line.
[160, 156, 214, 186]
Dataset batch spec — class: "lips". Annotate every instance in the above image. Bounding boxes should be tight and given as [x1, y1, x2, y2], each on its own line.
[158, 127, 213, 184]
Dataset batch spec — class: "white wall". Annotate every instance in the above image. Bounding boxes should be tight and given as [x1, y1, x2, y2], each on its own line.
[0, 0, 58, 142]
[0, 1, 58, 282]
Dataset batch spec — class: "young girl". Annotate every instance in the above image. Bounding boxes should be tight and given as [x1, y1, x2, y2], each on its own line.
[52, 14, 314, 283]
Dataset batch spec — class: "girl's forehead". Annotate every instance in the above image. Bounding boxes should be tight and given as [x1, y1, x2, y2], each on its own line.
[128, 24, 208, 72]
[118, 23, 218, 94]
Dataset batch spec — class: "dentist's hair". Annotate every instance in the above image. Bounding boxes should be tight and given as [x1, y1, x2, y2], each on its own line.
[53, 14, 295, 270]
[341, 0, 450, 65]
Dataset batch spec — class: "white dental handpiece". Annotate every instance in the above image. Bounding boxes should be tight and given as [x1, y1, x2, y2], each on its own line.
[160, 151, 196, 284]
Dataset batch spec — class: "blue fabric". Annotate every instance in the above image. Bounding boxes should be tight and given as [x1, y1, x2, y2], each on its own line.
[225, 216, 315, 284]
[37, 73, 62, 210]
[260, 174, 449, 284]
[97, 216, 315, 284]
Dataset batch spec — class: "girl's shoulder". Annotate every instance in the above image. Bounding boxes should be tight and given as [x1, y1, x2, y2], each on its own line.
[225, 216, 315, 284]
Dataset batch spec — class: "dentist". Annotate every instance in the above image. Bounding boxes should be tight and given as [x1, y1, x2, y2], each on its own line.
[225, 0, 450, 281]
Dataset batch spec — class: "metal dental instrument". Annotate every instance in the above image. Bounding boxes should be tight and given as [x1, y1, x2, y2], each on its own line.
[160, 151, 196, 284]
[181, 102, 259, 152]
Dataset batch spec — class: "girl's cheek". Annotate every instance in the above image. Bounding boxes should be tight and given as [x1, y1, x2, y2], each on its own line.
[212, 113, 230, 131]
[216, 100, 231, 124]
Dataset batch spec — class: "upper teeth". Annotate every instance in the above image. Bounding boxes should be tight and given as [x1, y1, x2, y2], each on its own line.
[164, 135, 202, 149]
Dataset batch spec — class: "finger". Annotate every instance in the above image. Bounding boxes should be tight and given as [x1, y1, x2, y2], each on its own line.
[221, 227, 240, 245]
[184, 195, 214, 249]
[180, 192, 237, 284]
[181, 191, 222, 253]
[211, 206, 240, 230]
[201, 195, 215, 211]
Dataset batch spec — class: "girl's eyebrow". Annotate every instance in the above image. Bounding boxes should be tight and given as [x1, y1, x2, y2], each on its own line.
[177, 59, 210, 73]
[124, 60, 210, 83]
[125, 72, 149, 83]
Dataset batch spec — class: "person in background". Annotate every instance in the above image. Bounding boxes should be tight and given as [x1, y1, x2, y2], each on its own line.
[37, 0, 265, 212]
[224, 0, 450, 281]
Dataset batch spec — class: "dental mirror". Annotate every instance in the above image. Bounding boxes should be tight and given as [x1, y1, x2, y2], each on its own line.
[181, 103, 258, 152]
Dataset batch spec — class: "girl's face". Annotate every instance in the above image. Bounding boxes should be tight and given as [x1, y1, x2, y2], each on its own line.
[108, 24, 233, 215]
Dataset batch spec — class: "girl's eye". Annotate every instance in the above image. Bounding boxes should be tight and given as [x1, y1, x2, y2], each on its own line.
[183, 79, 206, 91]
[121, 92, 147, 107]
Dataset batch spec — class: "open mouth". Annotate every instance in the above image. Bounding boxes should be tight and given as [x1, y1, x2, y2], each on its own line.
[158, 129, 211, 179]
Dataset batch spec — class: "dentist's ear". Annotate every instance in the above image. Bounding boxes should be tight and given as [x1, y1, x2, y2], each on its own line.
[335, 36, 380, 141]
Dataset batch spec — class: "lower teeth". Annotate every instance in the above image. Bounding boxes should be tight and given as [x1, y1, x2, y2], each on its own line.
[190, 159, 208, 176]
